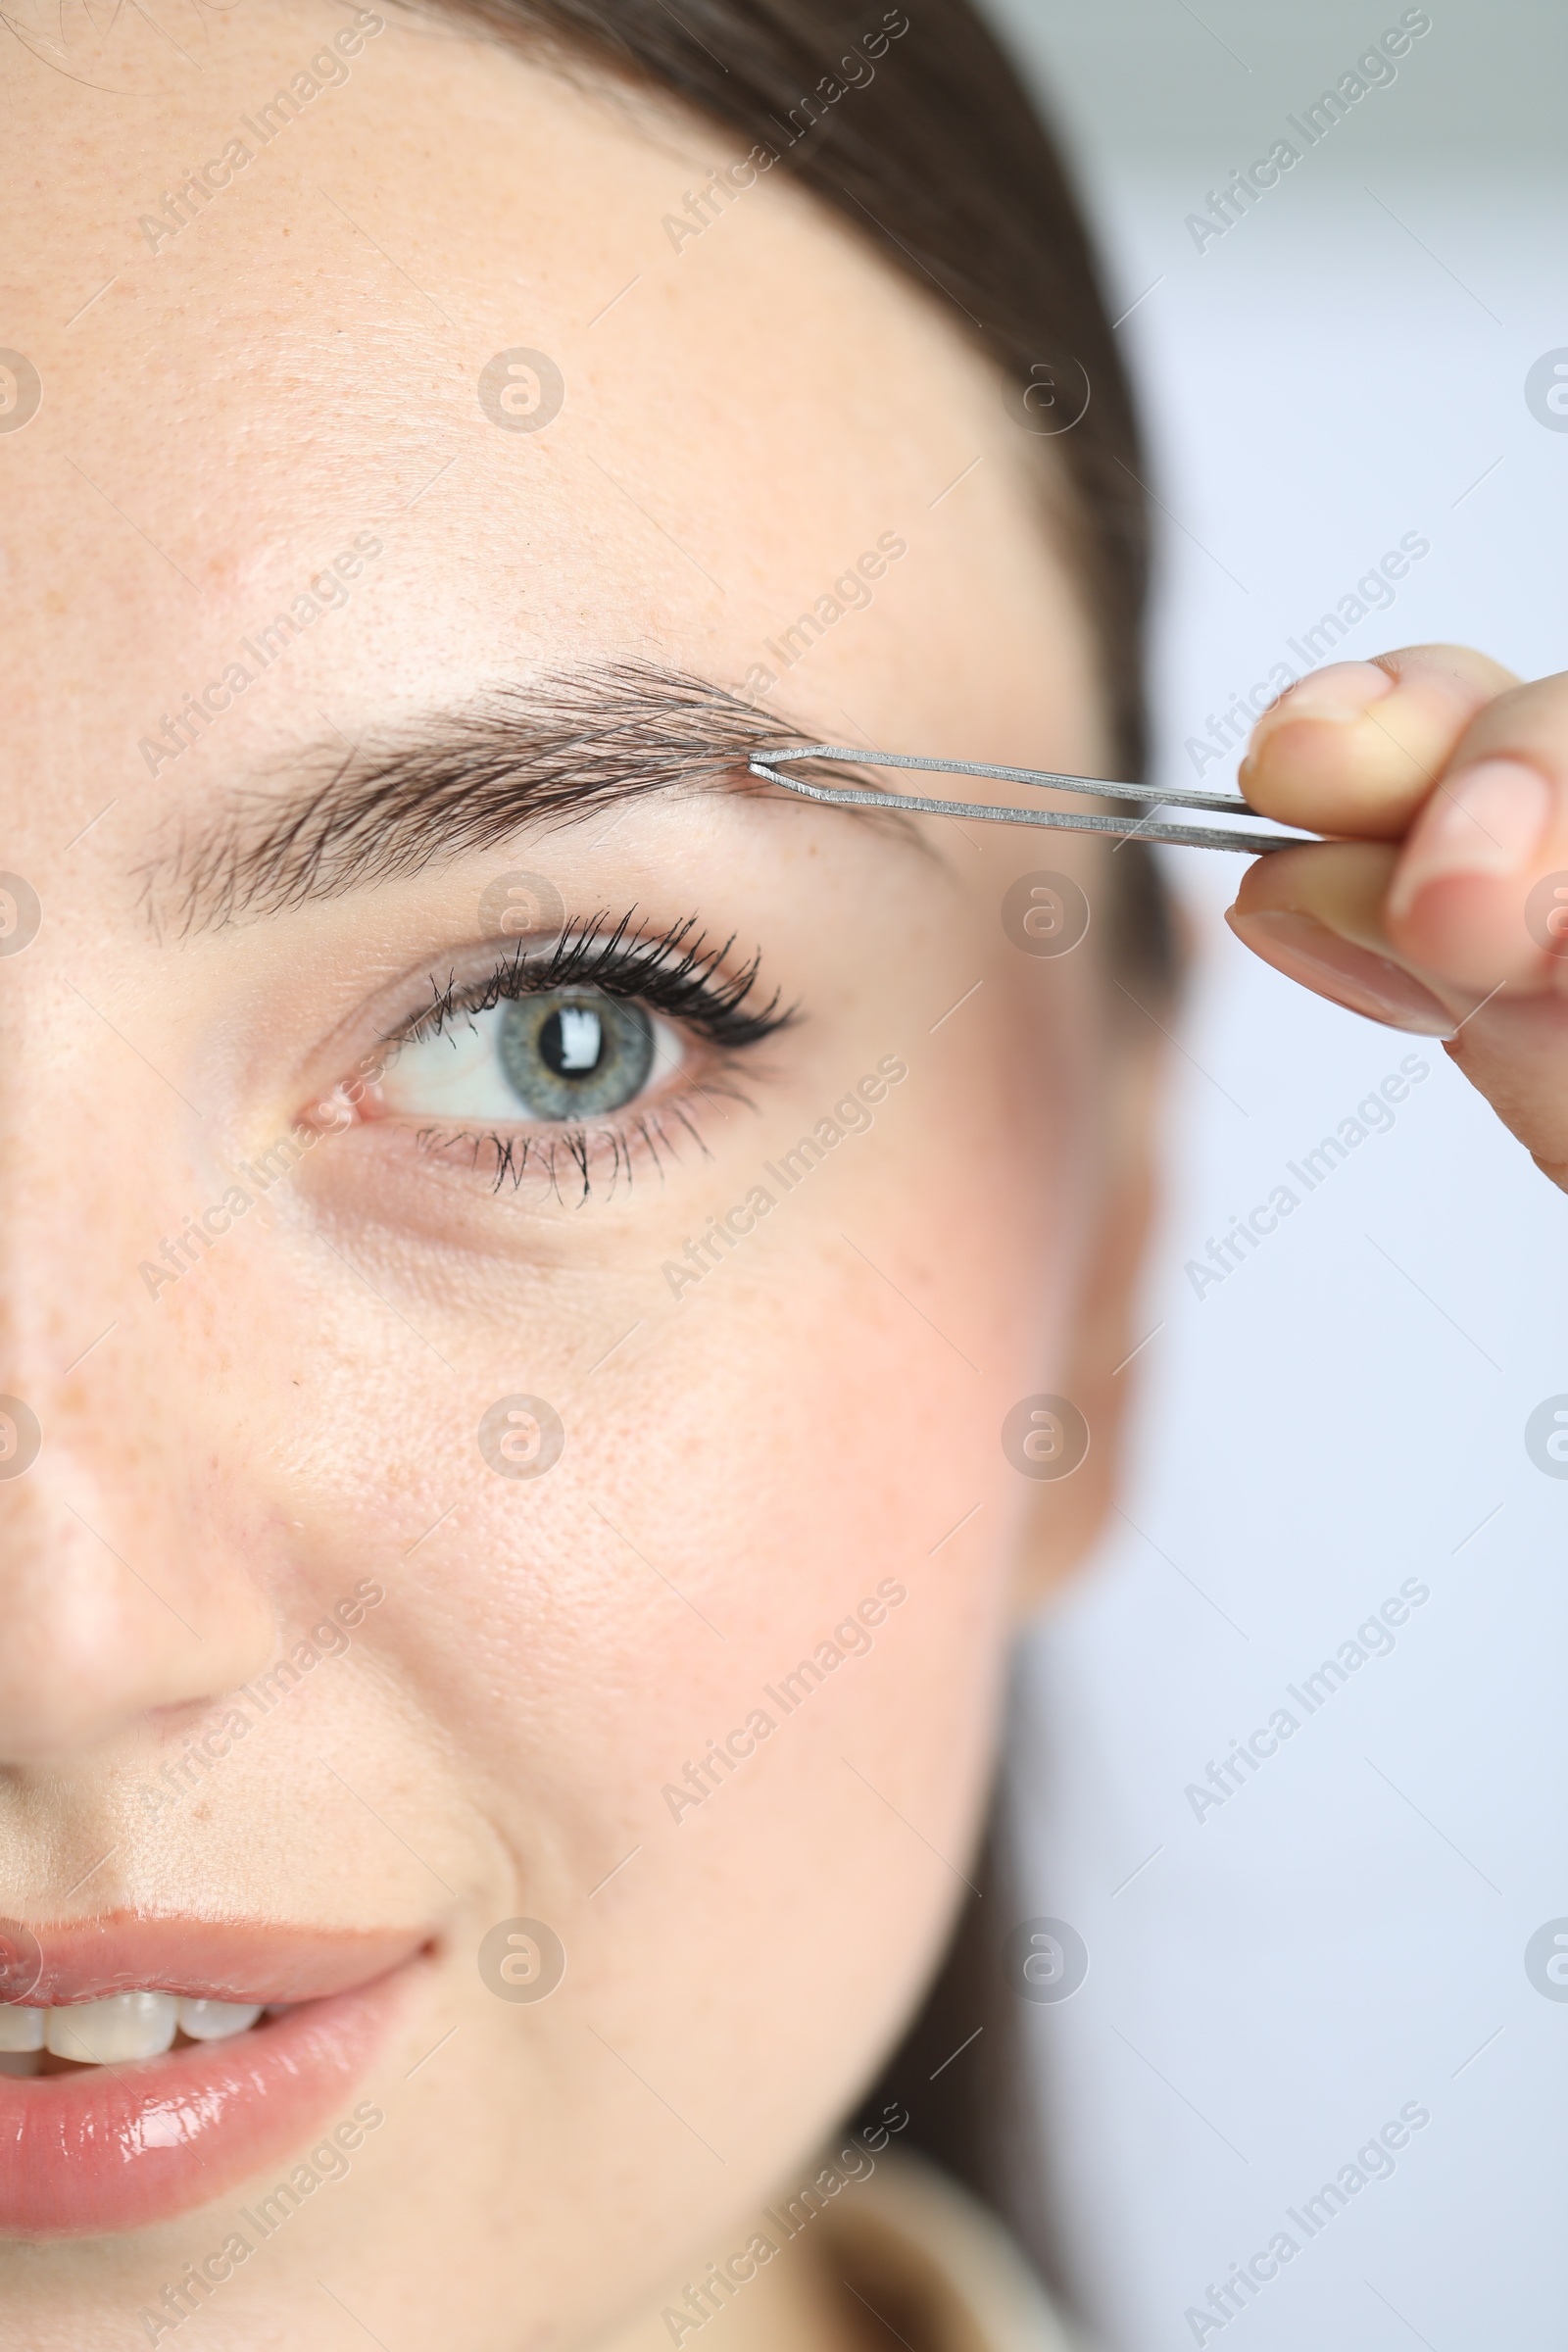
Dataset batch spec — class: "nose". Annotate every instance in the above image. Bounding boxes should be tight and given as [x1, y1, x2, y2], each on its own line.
[0, 955, 285, 1764]
[0, 1385, 276, 1763]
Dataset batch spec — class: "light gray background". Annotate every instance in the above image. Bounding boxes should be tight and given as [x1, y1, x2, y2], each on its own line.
[979, 4, 1568, 2346]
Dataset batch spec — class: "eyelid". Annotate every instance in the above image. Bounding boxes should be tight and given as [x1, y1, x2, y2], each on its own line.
[301, 909, 795, 1204]
[385, 911, 793, 1057]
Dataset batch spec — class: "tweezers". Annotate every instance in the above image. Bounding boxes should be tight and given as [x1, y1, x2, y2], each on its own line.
[748, 746, 1318, 855]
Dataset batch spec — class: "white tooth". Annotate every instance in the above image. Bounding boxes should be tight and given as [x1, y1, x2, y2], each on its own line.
[0, 2005, 45, 2052]
[177, 1998, 262, 2041]
[0, 2051, 41, 2077]
[46, 1992, 178, 2065]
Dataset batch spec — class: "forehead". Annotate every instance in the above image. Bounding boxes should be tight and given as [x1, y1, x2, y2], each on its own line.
[4, 0, 1096, 859]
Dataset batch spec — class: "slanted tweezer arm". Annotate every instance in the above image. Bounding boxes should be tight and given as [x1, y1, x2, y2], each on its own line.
[748, 746, 1319, 856]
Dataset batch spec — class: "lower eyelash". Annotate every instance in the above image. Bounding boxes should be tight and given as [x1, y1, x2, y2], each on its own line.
[358, 915, 783, 1201]
[409, 1073, 746, 1202]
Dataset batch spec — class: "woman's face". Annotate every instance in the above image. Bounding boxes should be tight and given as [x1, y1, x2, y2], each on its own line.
[2, 6, 1142, 2342]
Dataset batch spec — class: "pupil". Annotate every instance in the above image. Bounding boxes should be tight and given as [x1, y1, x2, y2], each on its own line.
[541, 1004, 603, 1077]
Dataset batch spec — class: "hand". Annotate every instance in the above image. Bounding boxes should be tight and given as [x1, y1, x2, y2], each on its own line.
[1226, 647, 1568, 1192]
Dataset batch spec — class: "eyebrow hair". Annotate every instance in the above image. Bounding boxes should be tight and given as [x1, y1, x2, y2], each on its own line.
[146, 663, 863, 935]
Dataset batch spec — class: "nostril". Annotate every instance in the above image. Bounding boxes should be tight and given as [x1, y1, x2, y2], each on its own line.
[0, 1536, 276, 1767]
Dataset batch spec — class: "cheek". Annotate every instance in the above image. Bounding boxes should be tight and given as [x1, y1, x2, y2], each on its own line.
[384, 1089, 1063, 1873]
[258, 940, 1091, 1878]
[189, 953, 1095, 2325]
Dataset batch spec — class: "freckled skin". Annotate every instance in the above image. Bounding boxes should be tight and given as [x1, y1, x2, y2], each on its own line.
[0, 6, 1157, 2346]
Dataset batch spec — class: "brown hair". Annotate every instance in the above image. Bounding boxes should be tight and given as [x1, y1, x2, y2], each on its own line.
[420, 0, 1173, 995]
[412, 0, 1164, 2292]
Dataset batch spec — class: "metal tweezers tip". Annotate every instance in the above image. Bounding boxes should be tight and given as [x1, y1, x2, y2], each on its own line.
[748, 746, 1318, 856]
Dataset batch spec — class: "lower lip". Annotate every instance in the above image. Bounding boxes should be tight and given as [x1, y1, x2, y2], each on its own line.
[0, 1966, 413, 2239]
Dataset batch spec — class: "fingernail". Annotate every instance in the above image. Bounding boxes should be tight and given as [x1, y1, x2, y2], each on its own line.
[1271, 662, 1396, 725]
[1389, 757, 1553, 919]
[1226, 907, 1456, 1036]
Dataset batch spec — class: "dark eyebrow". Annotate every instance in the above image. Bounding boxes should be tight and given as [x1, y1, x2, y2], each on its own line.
[146, 663, 843, 935]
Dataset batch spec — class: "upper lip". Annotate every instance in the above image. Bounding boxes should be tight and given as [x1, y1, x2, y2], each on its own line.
[0, 1913, 431, 2006]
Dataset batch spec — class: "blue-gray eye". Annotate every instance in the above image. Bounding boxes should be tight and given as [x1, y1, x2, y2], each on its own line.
[496, 990, 655, 1120]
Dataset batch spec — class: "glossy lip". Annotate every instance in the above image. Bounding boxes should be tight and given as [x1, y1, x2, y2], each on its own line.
[0, 1914, 427, 2006]
[0, 1918, 431, 2238]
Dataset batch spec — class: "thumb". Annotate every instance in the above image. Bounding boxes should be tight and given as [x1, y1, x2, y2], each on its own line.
[1227, 840, 1568, 1194]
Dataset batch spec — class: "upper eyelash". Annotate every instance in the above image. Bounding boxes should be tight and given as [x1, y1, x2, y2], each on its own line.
[392, 910, 795, 1054]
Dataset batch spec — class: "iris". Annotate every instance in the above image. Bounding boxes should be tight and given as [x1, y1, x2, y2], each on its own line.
[496, 990, 655, 1120]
